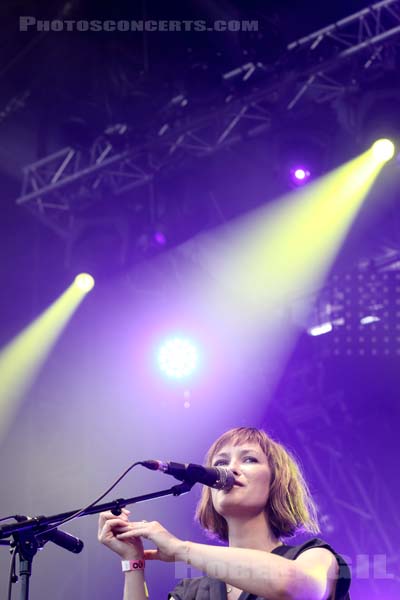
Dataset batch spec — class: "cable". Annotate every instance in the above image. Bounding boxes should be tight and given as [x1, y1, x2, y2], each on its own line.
[2, 461, 144, 598]
[7, 546, 17, 600]
[36, 461, 143, 536]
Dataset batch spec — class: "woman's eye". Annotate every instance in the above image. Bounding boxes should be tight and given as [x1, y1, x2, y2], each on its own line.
[243, 456, 258, 463]
[213, 456, 258, 466]
[213, 459, 228, 466]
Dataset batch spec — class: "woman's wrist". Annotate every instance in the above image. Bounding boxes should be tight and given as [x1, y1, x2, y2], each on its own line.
[174, 540, 192, 563]
[120, 551, 145, 561]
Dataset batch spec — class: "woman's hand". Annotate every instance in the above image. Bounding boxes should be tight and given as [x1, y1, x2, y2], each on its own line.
[115, 519, 185, 563]
[98, 509, 144, 561]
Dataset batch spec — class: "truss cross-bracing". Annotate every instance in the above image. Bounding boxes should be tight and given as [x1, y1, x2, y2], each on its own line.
[16, 0, 400, 237]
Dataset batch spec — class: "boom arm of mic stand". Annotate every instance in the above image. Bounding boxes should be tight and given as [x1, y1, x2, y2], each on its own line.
[0, 481, 194, 600]
[0, 481, 194, 541]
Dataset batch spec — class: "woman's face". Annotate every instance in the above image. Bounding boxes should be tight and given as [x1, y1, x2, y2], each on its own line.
[210, 441, 272, 519]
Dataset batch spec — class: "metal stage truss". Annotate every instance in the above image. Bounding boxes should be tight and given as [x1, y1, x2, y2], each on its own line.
[272, 357, 400, 592]
[16, 0, 400, 238]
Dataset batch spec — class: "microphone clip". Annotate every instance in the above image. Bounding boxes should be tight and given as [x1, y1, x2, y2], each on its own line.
[171, 481, 195, 496]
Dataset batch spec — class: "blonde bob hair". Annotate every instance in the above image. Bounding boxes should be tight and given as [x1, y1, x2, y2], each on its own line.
[195, 427, 319, 541]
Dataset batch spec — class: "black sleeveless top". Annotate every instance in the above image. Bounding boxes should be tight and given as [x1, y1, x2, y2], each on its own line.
[169, 537, 351, 600]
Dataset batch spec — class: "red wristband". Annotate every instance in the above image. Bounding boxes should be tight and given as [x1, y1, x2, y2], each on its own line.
[121, 559, 145, 572]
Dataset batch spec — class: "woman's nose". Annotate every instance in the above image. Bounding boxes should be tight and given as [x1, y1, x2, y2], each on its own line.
[229, 461, 241, 475]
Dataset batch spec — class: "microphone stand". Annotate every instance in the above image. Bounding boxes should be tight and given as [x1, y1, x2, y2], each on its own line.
[0, 481, 194, 600]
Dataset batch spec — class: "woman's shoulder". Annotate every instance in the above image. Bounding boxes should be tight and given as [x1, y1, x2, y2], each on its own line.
[272, 537, 351, 599]
[272, 536, 347, 560]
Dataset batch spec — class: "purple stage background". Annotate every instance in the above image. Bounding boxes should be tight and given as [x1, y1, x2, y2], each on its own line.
[1, 1, 400, 598]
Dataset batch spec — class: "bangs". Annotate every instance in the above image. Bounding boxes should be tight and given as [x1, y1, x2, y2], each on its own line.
[206, 427, 270, 465]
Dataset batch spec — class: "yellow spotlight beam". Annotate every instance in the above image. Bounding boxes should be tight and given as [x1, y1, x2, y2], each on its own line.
[199, 144, 390, 323]
[177, 142, 393, 396]
[0, 275, 94, 441]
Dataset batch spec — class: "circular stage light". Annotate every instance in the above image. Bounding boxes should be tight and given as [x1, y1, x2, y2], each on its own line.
[294, 168, 307, 180]
[74, 273, 95, 292]
[157, 337, 198, 379]
[154, 231, 167, 246]
[290, 166, 311, 185]
[371, 138, 395, 162]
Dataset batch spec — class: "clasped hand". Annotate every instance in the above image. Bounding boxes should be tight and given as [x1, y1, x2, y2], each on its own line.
[98, 509, 185, 562]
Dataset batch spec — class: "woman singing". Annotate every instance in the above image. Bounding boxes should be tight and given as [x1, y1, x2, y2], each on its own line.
[98, 426, 351, 599]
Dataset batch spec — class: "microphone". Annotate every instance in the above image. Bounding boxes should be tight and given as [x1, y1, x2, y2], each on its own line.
[14, 515, 84, 554]
[141, 460, 235, 491]
[39, 527, 84, 554]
